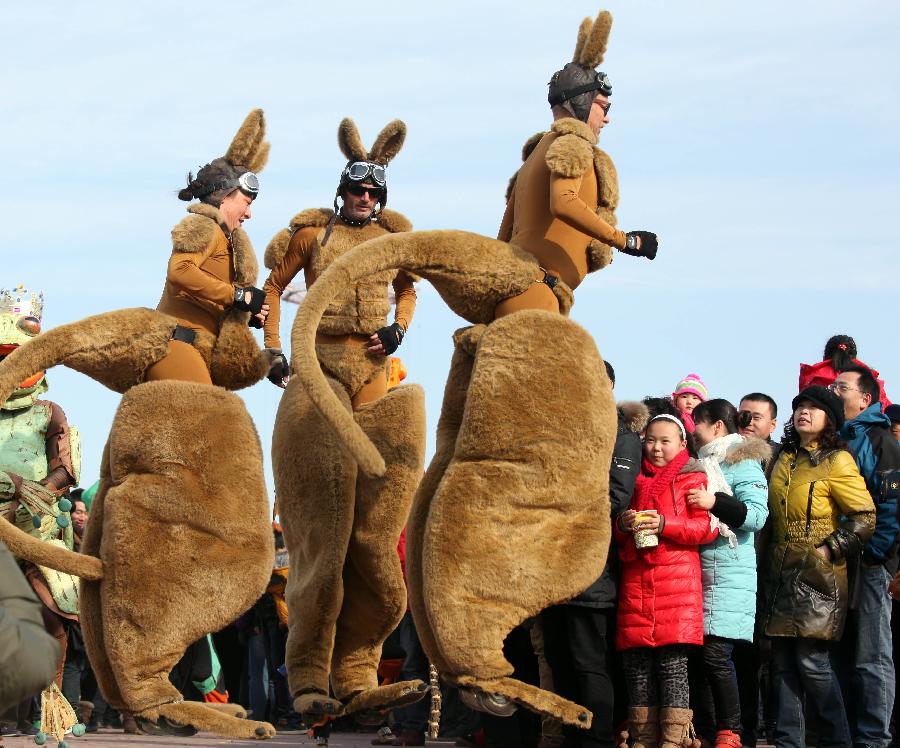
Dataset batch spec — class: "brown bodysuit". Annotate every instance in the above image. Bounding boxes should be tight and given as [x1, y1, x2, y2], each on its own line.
[495, 118, 625, 318]
[263, 210, 416, 408]
[149, 204, 239, 384]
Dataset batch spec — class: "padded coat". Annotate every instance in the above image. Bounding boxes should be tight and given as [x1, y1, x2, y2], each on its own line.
[762, 444, 875, 640]
[615, 458, 717, 650]
[699, 438, 770, 642]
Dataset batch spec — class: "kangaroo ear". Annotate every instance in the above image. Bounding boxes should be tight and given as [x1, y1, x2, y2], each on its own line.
[572, 16, 592, 63]
[577, 10, 613, 68]
[369, 120, 407, 165]
[226, 109, 270, 172]
[338, 118, 368, 162]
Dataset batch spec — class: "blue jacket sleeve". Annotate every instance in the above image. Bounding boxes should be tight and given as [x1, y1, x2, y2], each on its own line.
[863, 429, 900, 564]
[730, 458, 769, 533]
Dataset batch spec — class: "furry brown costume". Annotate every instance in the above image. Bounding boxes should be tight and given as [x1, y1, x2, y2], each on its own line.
[263, 119, 427, 719]
[0, 111, 278, 740]
[285, 11, 656, 728]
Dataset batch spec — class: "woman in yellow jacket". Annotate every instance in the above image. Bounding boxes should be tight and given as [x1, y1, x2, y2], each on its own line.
[762, 385, 874, 748]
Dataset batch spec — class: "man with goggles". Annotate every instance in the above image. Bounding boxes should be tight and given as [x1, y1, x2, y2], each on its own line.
[260, 118, 428, 724]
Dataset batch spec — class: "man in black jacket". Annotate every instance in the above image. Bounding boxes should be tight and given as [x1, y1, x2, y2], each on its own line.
[0, 540, 59, 713]
[540, 361, 646, 748]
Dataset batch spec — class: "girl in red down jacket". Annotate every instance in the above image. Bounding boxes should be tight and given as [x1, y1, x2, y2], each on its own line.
[615, 414, 718, 748]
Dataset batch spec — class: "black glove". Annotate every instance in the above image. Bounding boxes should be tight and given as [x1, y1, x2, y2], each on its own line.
[375, 322, 405, 355]
[267, 351, 290, 387]
[622, 231, 658, 260]
[234, 285, 265, 314]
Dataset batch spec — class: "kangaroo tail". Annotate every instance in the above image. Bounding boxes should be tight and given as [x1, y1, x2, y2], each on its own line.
[0, 307, 175, 405]
[292, 229, 553, 477]
[0, 517, 103, 579]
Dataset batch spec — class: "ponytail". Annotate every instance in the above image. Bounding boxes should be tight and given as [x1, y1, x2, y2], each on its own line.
[823, 334, 857, 372]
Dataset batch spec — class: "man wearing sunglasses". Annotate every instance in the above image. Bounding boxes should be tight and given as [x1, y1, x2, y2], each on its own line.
[261, 119, 427, 724]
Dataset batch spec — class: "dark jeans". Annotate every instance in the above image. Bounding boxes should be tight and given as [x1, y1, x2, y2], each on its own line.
[393, 611, 430, 733]
[771, 637, 851, 748]
[702, 636, 742, 733]
[541, 605, 615, 748]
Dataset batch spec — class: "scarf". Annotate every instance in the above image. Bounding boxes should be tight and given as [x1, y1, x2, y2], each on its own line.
[636, 449, 690, 507]
[697, 433, 743, 548]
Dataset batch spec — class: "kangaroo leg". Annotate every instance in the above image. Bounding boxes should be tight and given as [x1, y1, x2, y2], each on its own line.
[99, 381, 273, 734]
[330, 384, 426, 702]
[423, 311, 616, 726]
[78, 440, 127, 711]
[274, 375, 355, 709]
[405, 325, 483, 675]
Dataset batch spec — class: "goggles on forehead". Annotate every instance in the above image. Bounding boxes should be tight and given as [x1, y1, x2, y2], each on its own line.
[201, 171, 260, 198]
[343, 161, 386, 187]
[548, 70, 613, 106]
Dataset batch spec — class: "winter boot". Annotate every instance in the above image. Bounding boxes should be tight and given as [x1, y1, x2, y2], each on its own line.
[659, 708, 701, 748]
[626, 706, 659, 748]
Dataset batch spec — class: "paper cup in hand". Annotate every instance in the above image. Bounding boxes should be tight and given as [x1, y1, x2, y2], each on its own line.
[634, 510, 659, 548]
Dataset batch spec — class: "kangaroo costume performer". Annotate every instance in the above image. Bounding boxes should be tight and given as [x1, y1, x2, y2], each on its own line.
[0, 287, 80, 691]
[0, 111, 278, 740]
[287, 11, 657, 729]
[262, 118, 427, 720]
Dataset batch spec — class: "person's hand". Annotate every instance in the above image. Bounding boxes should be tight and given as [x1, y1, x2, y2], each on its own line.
[367, 332, 386, 355]
[815, 544, 833, 562]
[619, 510, 638, 531]
[266, 350, 290, 388]
[888, 572, 900, 601]
[622, 231, 658, 260]
[367, 322, 405, 355]
[635, 510, 661, 535]
[687, 489, 716, 510]
[253, 303, 269, 328]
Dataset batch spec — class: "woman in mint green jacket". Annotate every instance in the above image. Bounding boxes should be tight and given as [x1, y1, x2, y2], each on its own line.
[689, 399, 770, 748]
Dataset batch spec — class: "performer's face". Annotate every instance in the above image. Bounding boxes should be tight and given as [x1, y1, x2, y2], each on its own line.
[587, 94, 611, 136]
[219, 190, 254, 232]
[342, 182, 382, 221]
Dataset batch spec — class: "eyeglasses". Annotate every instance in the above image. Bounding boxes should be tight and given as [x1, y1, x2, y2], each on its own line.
[344, 161, 386, 187]
[346, 184, 383, 198]
[827, 382, 860, 395]
[596, 100, 612, 115]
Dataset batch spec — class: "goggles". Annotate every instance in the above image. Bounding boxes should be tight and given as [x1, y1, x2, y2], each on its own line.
[200, 171, 260, 198]
[343, 161, 386, 187]
[548, 70, 612, 106]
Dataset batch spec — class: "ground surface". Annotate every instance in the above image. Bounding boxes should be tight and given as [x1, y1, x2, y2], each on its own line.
[0, 728, 455, 748]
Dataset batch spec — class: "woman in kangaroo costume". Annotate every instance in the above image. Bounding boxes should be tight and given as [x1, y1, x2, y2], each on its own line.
[287, 11, 658, 732]
[0, 111, 280, 741]
[261, 118, 427, 721]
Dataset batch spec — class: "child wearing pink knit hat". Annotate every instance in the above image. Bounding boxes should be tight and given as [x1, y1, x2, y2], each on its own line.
[672, 373, 708, 432]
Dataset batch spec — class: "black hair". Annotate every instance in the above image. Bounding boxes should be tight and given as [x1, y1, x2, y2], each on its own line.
[641, 396, 696, 456]
[178, 157, 246, 207]
[692, 398, 749, 435]
[839, 364, 881, 404]
[781, 416, 847, 453]
[740, 392, 777, 419]
[823, 334, 857, 372]
[604, 360, 615, 387]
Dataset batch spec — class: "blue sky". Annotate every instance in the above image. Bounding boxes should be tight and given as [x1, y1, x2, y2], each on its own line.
[3, 1, 898, 493]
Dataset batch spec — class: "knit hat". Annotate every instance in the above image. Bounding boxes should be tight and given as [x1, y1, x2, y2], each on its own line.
[885, 404, 900, 424]
[673, 373, 708, 402]
[791, 385, 845, 430]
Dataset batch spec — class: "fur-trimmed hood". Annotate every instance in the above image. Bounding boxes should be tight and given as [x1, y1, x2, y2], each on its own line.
[264, 208, 411, 271]
[681, 457, 707, 475]
[618, 400, 649, 434]
[723, 436, 773, 466]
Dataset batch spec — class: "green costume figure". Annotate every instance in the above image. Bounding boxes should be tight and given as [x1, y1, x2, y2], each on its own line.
[0, 286, 81, 711]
